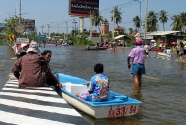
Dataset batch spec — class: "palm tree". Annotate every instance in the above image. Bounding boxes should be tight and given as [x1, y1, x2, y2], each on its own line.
[170, 15, 182, 31]
[133, 16, 140, 32]
[110, 6, 122, 27]
[159, 10, 168, 31]
[180, 12, 186, 26]
[128, 28, 134, 34]
[91, 10, 103, 32]
[146, 11, 159, 32]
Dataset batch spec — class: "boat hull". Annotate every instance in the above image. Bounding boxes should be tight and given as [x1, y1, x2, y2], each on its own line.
[85, 46, 107, 50]
[158, 52, 171, 57]
[62, 90, 140, 118]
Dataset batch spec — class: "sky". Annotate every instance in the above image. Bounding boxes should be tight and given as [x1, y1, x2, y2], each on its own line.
[0, 0, 186, 34]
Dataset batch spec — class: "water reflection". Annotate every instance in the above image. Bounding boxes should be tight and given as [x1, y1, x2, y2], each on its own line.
[79, 111, 142, 125]
[178, 62, 186, 70]
[131, 88, 143, 101]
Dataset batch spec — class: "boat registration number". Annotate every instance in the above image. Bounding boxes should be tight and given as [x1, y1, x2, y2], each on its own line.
[108, 105, 137, 117]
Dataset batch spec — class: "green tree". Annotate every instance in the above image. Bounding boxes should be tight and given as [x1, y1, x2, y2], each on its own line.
[180, 12, 186, 26]
[146, 11, 158, 32]
[133, 16, 140, 32]
[170, 15, 182, 31]
[111, 6, 122, 27]
[4, 16, 25, 38]
[91, 10, 103, 32]
[159, 10, 168, 31]
[128, 28, 134, 34]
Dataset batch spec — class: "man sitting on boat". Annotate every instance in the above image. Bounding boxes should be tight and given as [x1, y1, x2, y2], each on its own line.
[76, 63, 110, 102]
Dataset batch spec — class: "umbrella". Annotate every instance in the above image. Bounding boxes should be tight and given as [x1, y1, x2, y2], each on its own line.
[171, 42, 177, 45]
[150, 40, 156, 43]
[114, 35, 125, 40]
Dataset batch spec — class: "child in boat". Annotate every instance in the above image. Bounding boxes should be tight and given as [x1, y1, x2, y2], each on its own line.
[76, 63, 109, 102]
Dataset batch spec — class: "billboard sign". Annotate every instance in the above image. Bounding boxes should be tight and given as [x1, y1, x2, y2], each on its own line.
[24, 19, 35, 32]
[0, 23, 5, 32]
[38, 35, 46, 41]
[68, 0, 99, 17]
[0, 23, 5, 27]
[16, 38, 29, 44]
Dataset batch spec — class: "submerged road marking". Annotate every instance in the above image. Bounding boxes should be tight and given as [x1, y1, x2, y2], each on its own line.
[143, 75, 158, 80]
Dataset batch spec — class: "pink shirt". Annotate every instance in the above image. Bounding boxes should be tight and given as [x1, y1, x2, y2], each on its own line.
[128, 46, 145, 64]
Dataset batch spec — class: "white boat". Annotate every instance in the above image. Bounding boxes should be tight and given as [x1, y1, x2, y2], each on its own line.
[158, 52, 171, 57]
[55, 73, 142, 119]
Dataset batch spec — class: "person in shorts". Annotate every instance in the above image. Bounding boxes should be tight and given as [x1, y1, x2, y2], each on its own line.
[127, 38, 146, 88]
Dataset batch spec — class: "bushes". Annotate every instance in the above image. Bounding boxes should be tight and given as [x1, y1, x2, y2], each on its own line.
[69, 35, 95, 46]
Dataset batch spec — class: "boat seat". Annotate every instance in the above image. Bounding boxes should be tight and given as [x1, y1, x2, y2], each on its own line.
[91, 99, 124, 105]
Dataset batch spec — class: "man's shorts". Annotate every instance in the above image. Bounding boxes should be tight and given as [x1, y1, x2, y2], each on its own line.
[131, 64, 146, 75]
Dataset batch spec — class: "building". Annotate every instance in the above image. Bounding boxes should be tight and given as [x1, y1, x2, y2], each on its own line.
[114, 26, 125, 34]
[135, 31, 186, 45]
[91, 30, 99, 37]
[101, 19, 109, 35]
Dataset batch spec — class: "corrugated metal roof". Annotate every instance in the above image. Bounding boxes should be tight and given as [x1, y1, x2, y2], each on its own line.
[147, 31, 180, 35]
[134, 31, 181, 37]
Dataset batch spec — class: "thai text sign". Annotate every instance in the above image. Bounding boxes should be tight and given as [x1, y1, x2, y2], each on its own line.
[38, 35, 46, 41]
[68, 0, 99, 17]
[16, 38, 29, 44]
[24, 19, 35, 32]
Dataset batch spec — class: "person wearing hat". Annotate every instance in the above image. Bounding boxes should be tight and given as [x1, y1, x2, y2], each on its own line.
[15, 42, 29, 58]
[12, 41, 62, 88]
[127, 38, 146, 88]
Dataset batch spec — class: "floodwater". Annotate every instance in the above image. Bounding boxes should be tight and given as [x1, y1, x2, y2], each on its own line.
[0, 45, 186, 125]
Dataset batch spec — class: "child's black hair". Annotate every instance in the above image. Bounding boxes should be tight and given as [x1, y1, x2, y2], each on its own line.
[94, 63, 104, 73]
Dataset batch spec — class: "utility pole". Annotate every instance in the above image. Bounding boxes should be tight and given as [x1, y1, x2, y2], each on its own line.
[15, 0, 17, 17]
[47, 24, 50, 39]
[72, 19, 78, 35]
[19, 0, 21, 23]
[41, 26, 45, 34]
[90, 10, 92, 41]
[144, 0, 148, 39]
[65, 21, 68, 40]
[112, 6, 116, 41]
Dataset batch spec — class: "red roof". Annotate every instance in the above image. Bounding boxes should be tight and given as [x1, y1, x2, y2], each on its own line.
[129, 32, 137, 37]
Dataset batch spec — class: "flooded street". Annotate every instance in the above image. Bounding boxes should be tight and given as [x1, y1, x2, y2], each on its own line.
[0, 45, 186, 125]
